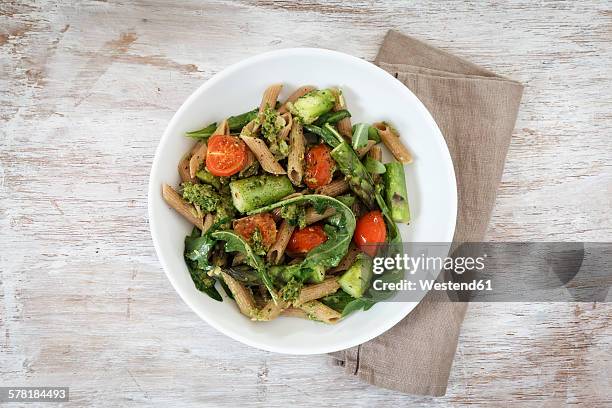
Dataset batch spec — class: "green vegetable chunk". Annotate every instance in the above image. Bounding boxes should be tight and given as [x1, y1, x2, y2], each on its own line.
[195, 169, 222, 190]
[229, 175, 294, 213]
[287, 89, 335, 124]
[182, 182, 221, 212]
[313, 109, 351, 126]
[260, 106, 289, 159]
[351, 123, 369, 150]
[303, 124, 341, 148]
[364, 156, 386, 175]
[351, 124, 381, 143]
[338, 255, 372, 298]
[330, 142, 376, 209]
[383, 161, 411, 223]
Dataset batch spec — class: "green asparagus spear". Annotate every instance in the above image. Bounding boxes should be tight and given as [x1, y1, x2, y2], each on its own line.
[313, 109, 351, 126]
[303, 124, 342, 148]
[229, 175, 294, 213]
[383, 161, 410, 223]
[330, 142, 376, 209]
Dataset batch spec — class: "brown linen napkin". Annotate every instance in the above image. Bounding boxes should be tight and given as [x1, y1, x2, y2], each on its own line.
[330, 30, 524, 396]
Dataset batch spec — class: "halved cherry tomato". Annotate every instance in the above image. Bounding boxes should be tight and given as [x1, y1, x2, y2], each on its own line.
[353, 210, 386, 256]
[206, 134, 248, 176]
[286, 225, 328, 255]
[304, 144, 335, 189]
[233, 213, 277, 249]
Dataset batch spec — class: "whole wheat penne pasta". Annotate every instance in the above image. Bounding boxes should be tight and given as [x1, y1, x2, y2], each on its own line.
[178, 152, 195, 183]
[315, 179, 349, 197]
[356, 139, 376, 158]
[305, 207, 335, 224]
[202, 213, 215, 233]
[221, 272, 257, 318]
[231, 252, 246, 266]
[287, 121, 305, 186]
[368, 145, 383, 183]
[298, 300, 341, 324]
[259, 83, 283, 113]
[212, 118, 229, 136]
[271, 192, 304, 220]
[267, 220, 295, 265]
[240, 135, 286, 175]
[368, 145, 383, 161]
[304, 206, 335, 224]
[329, 245, 360, 274]
[294, 278, 340, 306]
[241, 117, 261, 136]
[281, 307, 309, 319]
[374, 122, 413, 164]
[255, 298, 289, 321]
[278, 85, 316, 114]
[162, 184, 204, 230]
[278, 112, 293, 141]
[331, 88, 353, 138]
[189, 141, 208, 179]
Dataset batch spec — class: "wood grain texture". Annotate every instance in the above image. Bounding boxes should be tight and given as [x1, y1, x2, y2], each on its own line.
[1, 0, 611, 406]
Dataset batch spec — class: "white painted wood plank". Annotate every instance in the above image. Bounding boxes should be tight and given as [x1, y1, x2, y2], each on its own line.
[1, 1, 610, 406]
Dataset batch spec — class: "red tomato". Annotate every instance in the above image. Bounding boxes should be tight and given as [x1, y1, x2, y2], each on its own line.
[286, 225, 328, 255]
[206, 135, 248, 176]
[233, 213, 277, 249]
[304, 144, 335, 189]
[353, 210, 387, 256]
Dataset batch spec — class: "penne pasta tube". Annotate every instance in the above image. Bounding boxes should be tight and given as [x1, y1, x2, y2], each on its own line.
[315, 179, 349, 197]
[356, 139, 377, 158]
[161, 184, 204, 230]
[287, 121, 305, 186]
[241, 117, 261, 136]
[294, 278, 340, 306]
[368, 145, 383, 161]
[331, 88, 352, 138]
[368, 145, 384, 183]
[305, 207, 336, 225]
[271, 192, 304, 220]
[240, 135, 287, 175]
[189, 141, 208, 179]
[298, 300, 342, 324]
[374, 122, 413, 164]
[259, 83, 283, 113]
[212, 118, 229, 136]
[278, 85, 316, 114]
[178, 152, 195, 183]
[267, 220, 295, 265]
[254, 298, 289, 321]
[202, 213, 215, 233]
[221, 272, 257, 318]
[278, 112, 293, 141]
[281, 307, 309, 319]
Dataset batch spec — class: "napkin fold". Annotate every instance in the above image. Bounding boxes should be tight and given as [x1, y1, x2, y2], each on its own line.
[330, 30, 523, 396]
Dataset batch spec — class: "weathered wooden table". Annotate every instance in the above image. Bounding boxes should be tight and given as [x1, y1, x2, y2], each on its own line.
[1, 1, 611, 406]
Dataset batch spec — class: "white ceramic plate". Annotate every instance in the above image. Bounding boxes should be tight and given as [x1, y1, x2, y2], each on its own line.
[148, 48, 457, 355]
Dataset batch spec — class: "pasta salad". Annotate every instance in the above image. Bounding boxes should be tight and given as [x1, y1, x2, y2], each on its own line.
[162, 84, 412, 323]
